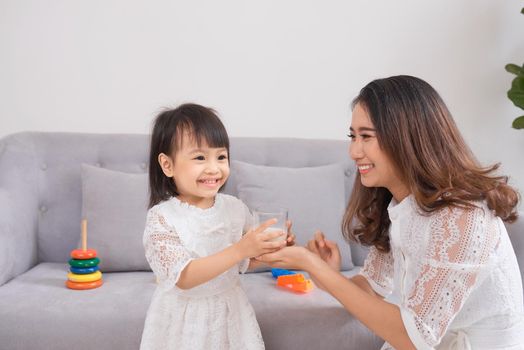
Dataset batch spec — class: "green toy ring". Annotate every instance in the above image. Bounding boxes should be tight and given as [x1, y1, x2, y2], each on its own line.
[69, 257, 100, 268]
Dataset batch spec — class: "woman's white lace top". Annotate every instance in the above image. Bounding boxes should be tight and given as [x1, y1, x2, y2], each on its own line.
[140, 194, 264, 350]
[359, 195, 524, 350]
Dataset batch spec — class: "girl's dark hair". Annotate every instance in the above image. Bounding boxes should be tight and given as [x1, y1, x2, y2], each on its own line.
[148, 103, 230, 208]
[342, 75, 519, 252]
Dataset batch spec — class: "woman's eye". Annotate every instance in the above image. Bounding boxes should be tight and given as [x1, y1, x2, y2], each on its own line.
[347, 134, 356, 140]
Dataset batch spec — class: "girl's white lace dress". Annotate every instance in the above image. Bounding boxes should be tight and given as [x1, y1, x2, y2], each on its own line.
[140, 194, 264, 350]
[360, 195, 524, 350]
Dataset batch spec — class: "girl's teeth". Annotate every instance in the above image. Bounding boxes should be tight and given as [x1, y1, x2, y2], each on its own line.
[359, 165, 373, 170]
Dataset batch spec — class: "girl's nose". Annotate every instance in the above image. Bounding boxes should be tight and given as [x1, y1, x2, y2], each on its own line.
[205, 161, 220, 173]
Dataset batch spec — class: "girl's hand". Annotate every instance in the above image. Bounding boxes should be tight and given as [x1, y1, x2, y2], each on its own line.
[306, 230, 341, 271]
[285, 220, 296, 246]
[237, 219, 287, 259]
[256, 246, 316, 271]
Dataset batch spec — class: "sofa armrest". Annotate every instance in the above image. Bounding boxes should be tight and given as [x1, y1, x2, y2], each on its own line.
[0, 135, 39, 286]
[0, 189, 16, 285]
[505, 211, 524, 285]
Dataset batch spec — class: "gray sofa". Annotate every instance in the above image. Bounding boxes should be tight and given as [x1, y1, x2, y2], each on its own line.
[0, 132, 522, 350]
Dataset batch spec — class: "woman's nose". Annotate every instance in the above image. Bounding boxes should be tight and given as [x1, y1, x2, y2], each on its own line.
[349, 140, 363, 160]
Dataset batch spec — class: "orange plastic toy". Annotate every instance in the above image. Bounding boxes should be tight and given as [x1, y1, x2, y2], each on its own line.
[66, 219, 103, 290]
[70, 248, 97, 259]
[277, 273, 314, 293]
[66, 279, 103, 290]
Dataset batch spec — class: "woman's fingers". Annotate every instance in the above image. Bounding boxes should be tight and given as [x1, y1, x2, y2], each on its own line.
[307, 239, 320, 254]
[256, 250, 282, 263]
[314, 230, 326, 247]
[324, 239, 338, 249]
[258, 246, 310, 270]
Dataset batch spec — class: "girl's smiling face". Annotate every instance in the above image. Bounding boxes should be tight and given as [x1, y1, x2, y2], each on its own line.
[158, 133, 230, 209]
[349, 103, 409, 201]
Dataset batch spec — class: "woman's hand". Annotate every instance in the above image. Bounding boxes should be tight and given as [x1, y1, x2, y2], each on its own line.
[307, 230, 341, 271]
[236, 219, 287, 259]
[285, 220, 296, 246]
[256, 246, 316, 271]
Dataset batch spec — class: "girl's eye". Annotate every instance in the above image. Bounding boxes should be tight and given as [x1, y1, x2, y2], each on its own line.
[194, 156, 205, 161]
[218, 155, 228, 160]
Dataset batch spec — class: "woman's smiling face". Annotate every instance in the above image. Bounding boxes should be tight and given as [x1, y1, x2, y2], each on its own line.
[349, 102, 409, 201]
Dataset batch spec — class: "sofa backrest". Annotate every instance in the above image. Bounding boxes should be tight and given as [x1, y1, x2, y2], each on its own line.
[2, 132, 522, 283]
[0, 132, 360, 267]
[0, 132, 151, 268]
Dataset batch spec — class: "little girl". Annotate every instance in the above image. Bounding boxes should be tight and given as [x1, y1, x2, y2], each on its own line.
[140, 103, 292, 350]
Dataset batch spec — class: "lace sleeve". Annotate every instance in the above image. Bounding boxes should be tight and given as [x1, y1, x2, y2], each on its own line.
[143, 208, 194, 290]
[238, 201, 253, 274]
[358, 245, 394, 297]
[401, 205, 500, 348]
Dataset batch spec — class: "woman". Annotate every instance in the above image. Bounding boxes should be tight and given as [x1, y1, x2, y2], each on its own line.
[259, 75, 524, 349]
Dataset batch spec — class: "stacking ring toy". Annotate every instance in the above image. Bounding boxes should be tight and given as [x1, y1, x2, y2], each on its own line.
[70, 266, 100, 274]
[66, 279, 103, 290]
[66, 219, 103, 290]
[69, 257, 100, 268]
[67, 270, 102, 283]
[71, 248, 97, 259]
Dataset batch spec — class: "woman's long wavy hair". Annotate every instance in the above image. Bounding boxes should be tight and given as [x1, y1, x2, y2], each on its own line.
[148, 103, 230, 208]
[342, 75, 519, 252]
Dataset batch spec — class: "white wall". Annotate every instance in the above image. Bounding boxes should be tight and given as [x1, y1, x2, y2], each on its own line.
[1, 0, 523, 195]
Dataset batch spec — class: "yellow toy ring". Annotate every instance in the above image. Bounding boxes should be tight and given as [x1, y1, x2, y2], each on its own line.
[67, 270, 102, 283]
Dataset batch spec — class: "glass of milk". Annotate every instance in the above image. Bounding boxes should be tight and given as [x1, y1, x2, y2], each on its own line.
[253, 206, 288, 242]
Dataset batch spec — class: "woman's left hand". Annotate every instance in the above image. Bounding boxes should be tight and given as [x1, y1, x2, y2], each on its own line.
[256, 246, 315, 271]
[285, 220, 296, 246]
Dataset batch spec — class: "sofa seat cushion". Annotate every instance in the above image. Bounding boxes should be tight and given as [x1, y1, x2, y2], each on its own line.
[0, 264, 384, 350]
[240, 270, 384, 350]
[0, 263, 155, 350]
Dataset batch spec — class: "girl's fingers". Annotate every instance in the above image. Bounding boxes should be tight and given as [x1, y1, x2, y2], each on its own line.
[266, 240, 286, 249]
[262, 229, 285, 241]
[255, 218, 278, 234]
[257, 237, 286, 250]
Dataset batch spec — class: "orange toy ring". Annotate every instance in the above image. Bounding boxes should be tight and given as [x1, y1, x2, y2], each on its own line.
[71, 248, 97, 259]
[66, 279, 103, 290]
